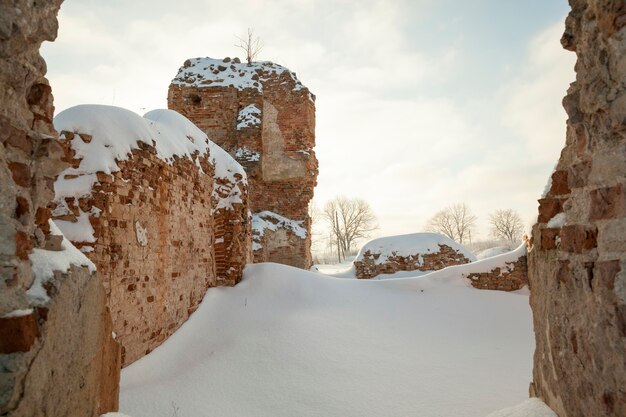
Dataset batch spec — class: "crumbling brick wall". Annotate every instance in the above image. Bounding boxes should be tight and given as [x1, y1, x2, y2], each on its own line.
[354, 245, 472, 279]
[0, 1, 119, 415]
[168, 58, 318, 269]
[53, 107, 251, 366]
[212, 177, 252, 286]
[466, 256, 528, 291]
[528, 1, 626, 416]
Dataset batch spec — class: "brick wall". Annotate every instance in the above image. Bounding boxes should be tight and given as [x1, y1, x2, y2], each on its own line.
[354, 244, 472, 279]
[52, 108, 251, 366]
[528, 1, 626, 416]
[466, 255, 528, 291]
[0, 1, 119, 415]
[168, 58, 318, 269]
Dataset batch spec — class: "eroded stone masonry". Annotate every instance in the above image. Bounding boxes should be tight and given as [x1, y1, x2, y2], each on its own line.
[353, 233, 475, 279]
[51, 106, 250, 366]
[0, 2, 119, 416]
[168, 57, 318, 269]
[528, 1, 626, 416]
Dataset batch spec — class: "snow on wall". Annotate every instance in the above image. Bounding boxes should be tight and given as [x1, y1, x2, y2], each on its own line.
[459, 244, 527, 279]
[172, 57, 310, 97]
[355, 232, 476, 265]
[27, 221, 96, 305]
[53, 105, 247, 215]
[236, 104, 261, 130]
[252, 211, 307, 240]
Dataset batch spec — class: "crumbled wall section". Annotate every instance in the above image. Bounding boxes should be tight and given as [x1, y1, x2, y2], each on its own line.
[528, 1, 626, 416]
[354, 245, 472, 279]
[466, 256, 528, 291]
[212, 177, 252, 286]
[0, 1, 119, 415]
[53, 137, 219, 366]
[168, 57, 318, 269]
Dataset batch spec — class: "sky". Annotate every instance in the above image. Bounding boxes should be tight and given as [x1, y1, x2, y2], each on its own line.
[41, 0, 575, 247]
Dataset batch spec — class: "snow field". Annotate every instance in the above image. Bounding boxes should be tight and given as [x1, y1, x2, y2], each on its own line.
[120, 261, 534, 417]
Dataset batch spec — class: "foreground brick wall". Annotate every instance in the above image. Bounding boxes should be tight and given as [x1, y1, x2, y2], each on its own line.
[354, 245, 472, 279]
[168, 58, 318, 268]
[53, 138, 218, 365]
[53, 115, 251, 365]
[528, 1, 626, 416]
[0, 1, 119, 415]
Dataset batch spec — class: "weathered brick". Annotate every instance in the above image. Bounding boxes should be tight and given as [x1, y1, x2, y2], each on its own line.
[589, 185, 626, 220]
[8, 161, 31, 187]
[550, 170, 571, 196]
[560, 225, 598, 253]
[0, 312, 39, 353]
[538, 198, 566, 223]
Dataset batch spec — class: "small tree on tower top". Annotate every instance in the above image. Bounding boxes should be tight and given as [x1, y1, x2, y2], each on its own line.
[235, 28, 263, 65]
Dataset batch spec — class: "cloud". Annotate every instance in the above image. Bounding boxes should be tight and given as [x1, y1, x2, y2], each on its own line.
[41, 1, 573, 246]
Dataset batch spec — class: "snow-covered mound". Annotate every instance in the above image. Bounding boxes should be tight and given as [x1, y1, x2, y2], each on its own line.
[355, 232, 476, 264]
[120, 263, 533, 417]
[172, 57, 309, 94]
[53, 105, 246, 210]
[476, 246, 512, 260]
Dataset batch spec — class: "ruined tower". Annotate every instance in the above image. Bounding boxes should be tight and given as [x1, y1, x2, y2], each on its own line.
[168, 57, 318, 269]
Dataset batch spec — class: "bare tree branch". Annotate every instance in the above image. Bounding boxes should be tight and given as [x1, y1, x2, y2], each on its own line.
[234, 28, 263, 65]
[425, 203, 476, 244]
[488, 209, 524, 243]
[323, 196, 378, 262]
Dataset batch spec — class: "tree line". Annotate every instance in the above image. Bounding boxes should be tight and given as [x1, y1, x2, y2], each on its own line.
[313, 198, 526, 263]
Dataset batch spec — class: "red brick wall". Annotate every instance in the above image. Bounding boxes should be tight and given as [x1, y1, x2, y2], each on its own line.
[168, 59, 318, 269]
[466, 256, 528, 291]
[54, 137, 221, 366]
[354, 245, 472, 279]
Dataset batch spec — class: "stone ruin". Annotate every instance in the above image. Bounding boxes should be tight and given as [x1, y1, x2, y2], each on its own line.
[527, 1, 626, 415]
[353, 233, 475, 279]
[50, 105, 250, 366]
[0, 2, 119, 415]
[1, 0, 625, 416]
[168, 57, 318, 269]
[465, 247, 528, 291]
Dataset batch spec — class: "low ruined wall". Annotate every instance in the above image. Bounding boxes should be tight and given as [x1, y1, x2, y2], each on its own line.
[0, 1, 119, 415]
[355, 244, 472, 279]
[466, 255, 528, 291]
[168, 58, 318, 269]
[52, 107, 250, 366]
[528, 1, 626, 416]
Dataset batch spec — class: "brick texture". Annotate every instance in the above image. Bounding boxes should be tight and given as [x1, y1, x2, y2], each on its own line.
[53, 133, 250, 366]
[354, 245, 472, 279]
[466, 256, 528, 291]
[168, 58, 318, 269]
[0, 1, 120, 414]
[527, 2, 626, 416]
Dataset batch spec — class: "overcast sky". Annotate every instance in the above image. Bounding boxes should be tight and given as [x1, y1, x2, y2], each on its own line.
[42, 0, 575, 244]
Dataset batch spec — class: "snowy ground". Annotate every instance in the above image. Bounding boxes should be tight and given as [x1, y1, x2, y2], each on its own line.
[120, 261, 535, 417]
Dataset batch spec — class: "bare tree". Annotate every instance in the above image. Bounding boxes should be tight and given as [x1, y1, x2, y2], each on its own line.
[323, 197, 378, 262]
[489, 209, 524, 243]
[235, 28, 263, 65]
[425, 203, 477, 244]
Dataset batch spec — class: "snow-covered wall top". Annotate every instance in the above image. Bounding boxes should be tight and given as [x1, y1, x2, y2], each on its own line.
[355, 233, 476, 265]
[171, 57, 310, 95]
[252, 211, 307, 240]
[53, 105, 247, 210]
